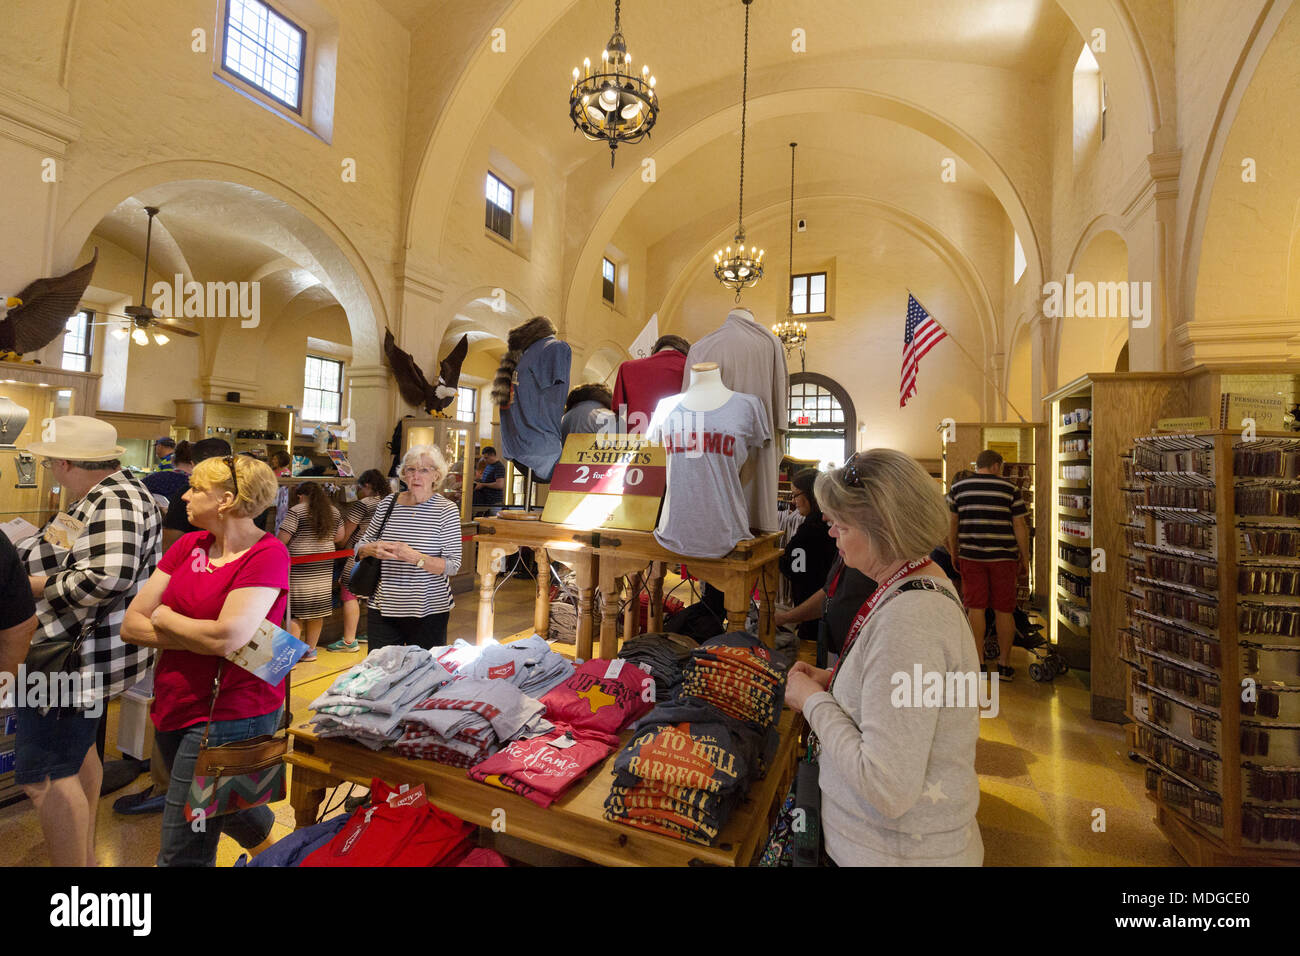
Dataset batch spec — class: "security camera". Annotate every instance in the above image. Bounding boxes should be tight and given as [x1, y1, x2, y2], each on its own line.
[797, 218, 807, 232]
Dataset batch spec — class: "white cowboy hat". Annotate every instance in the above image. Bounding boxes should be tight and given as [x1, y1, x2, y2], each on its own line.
[25, 415, 125, 461]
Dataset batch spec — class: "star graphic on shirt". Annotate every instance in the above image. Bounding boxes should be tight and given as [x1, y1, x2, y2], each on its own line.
[923, 780, 948, 804]
[577, 683, 617, 714]
[910, 832, 925, 842]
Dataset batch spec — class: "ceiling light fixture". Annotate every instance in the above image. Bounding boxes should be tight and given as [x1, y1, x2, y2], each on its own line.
[569, 0, 659, 168]
[111, 326, 128, 341]
[132, 327, 149, 346]
[152, 330, 169, 346]
[714, 0, 763, 301]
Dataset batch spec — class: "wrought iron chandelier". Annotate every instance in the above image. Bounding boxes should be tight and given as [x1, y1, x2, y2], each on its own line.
[714, 0, 764, 300]
[569, 0, 659, 168]
[773, 141, 806, 365]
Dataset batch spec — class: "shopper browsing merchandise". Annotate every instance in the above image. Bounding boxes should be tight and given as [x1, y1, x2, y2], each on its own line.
[649, 363, 771, 558]
[16, 415, 162, 867]
[277, 481, 343, 662]
[329, 468, 389, 652]
[353, 445, 462, 649]
[946, 448, 1030, 680]
[775, 552, 877, 665]
[777, 469, 838, 645]
[473, 446, 506, 510]
[784, 450, 983, 866]
[121, 454, 287, 867]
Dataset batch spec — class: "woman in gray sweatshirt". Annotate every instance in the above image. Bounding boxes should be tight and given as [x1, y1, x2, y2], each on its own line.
[784, 449, 984, 866]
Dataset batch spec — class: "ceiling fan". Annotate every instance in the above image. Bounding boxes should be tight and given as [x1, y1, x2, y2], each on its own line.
[90, 206, 199, 346]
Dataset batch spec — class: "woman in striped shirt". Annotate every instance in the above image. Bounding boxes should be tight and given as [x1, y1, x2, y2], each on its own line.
[353, 445, 461, 650]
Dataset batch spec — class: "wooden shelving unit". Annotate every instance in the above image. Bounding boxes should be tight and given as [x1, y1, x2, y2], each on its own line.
[172, 399, 296, 459]
[1123, 430, 1300, 864]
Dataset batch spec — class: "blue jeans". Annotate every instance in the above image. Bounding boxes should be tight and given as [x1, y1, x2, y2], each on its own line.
[154, 707, 283, 867]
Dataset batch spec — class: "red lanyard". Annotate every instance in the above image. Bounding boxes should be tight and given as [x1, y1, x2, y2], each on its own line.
[828, 557, 933, 687]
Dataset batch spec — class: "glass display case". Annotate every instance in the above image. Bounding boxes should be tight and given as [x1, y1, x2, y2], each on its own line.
[0, 361, 99, 530]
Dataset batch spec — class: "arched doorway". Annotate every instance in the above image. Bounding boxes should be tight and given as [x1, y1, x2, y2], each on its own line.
[787, 372, 857, 467]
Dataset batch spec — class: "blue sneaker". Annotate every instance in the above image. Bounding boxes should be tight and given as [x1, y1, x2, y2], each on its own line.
[325, 639, 361, 653]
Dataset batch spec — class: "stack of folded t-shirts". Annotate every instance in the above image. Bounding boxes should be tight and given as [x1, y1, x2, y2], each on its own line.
[540, 657, 656, 735]
[396, 678, 552, 768]
[464, 657, 658, 809]
[432, 639, 484, 675]
[679, 634, 786, 730]
[457, 633, 575, 698]
[309, 645, 454, 749]
[615, 632, 698, 702]
[469, 727, 621, 808]
[602, 698, 764, 846]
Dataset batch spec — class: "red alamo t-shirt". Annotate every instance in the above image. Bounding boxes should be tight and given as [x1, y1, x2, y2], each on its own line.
[151, 531, 290, 731]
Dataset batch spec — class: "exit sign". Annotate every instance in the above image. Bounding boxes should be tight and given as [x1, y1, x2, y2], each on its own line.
[796, 415, 811, 426]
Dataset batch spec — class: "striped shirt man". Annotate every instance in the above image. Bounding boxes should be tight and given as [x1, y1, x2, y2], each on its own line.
[945, 473, 1027, 562]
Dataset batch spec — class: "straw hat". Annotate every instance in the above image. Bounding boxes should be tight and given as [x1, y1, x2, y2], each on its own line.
[25, 415, 125, 461]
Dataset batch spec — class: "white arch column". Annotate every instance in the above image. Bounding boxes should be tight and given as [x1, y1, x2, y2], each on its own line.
[345, 364, 391, 474]
[1123, 150, 1181, 372]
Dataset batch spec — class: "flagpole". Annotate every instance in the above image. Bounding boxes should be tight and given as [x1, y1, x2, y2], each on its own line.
[906, 289, 1030, 424]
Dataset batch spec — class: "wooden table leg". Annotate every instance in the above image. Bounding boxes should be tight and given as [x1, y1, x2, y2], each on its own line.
[288, 764, 331, 829]
[648, 562, 665, 632]
[598, 559, 620, 659]
[575, 551, 596, 660]
[757, 563, 776, 648]
[724, 572, 749, 633]
[476, 542, 516, 644]
[622, 571, 641, 641]
[534, 546, 551, 637]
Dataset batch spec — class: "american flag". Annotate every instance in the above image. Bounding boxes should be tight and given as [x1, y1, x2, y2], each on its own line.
[900, 293, 947, 407]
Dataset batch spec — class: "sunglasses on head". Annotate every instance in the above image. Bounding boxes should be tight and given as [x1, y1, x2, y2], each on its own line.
[224, 454, 240, 501]
[842, 452, 865, 488]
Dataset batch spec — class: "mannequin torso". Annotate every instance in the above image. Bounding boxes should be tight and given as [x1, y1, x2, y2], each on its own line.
[678, 363, 734, 412]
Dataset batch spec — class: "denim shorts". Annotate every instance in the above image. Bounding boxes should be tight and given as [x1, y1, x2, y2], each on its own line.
[14, 706, 102, 785]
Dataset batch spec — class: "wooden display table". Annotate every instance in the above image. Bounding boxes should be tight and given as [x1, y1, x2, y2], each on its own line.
[473, 517, 783, 659]
[286, 707, 800, 867]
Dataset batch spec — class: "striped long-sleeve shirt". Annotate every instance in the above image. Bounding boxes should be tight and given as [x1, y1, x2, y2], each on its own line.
[357, 493, 462, 616]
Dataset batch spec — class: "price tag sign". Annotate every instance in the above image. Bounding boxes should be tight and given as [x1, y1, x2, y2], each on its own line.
[541, 433, 666, 531]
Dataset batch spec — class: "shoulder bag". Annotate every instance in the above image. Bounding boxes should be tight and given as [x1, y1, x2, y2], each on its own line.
[184, 662, 289, 822]
[347, 493, 398, 598]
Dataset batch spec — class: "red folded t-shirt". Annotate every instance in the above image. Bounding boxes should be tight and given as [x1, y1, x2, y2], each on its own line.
[540, 658, 655, 735]
[469, 727, 619, 808]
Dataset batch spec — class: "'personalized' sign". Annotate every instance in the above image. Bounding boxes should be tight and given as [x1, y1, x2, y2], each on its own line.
[542, 434, 666, 531]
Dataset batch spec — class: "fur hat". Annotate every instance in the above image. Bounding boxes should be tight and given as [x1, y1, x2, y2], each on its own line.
[492, 316, 557, 408]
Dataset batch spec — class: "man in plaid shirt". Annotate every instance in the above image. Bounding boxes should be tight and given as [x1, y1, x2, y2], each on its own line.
[15, 415, 161, 866]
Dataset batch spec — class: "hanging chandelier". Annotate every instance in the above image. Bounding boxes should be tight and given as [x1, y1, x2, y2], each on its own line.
[772, 141, 806, 363]
[714, 0, 764, 300]
[569, 0, 659, 168]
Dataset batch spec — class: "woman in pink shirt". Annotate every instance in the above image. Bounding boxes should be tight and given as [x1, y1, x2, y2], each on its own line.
[122, 454, 289, 867]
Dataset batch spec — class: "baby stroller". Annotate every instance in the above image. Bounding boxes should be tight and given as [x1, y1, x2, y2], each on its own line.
[982, 606, 1066, 681]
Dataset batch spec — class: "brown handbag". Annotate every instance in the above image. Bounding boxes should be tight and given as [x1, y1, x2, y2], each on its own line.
[183, 663, 290, 821]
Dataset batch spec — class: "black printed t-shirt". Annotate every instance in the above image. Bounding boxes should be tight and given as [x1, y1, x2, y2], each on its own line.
[1, 533, 35, 629]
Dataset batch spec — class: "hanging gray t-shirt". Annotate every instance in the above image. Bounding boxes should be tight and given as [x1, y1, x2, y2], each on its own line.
[649, 392, 771, 558]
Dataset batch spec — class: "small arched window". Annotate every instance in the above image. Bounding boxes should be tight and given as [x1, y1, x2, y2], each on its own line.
[787, 373, 856, 467]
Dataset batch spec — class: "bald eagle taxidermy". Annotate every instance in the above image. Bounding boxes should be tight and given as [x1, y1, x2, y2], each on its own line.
[0, 250, 99, 360]
[384, 329, 470, 415]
